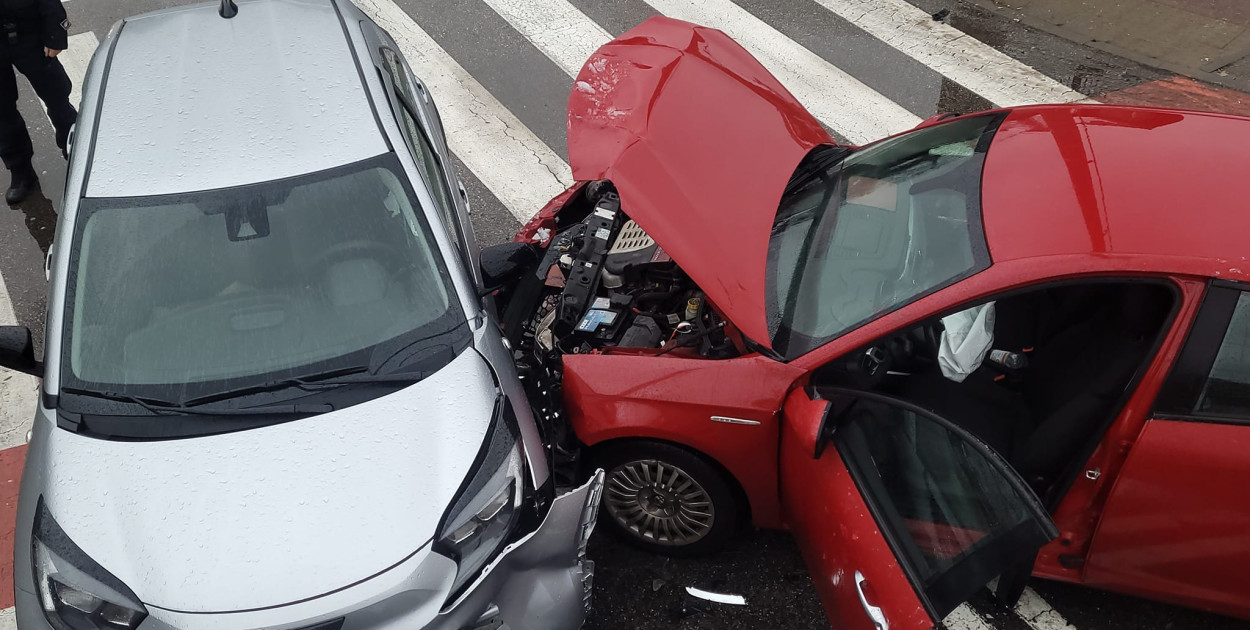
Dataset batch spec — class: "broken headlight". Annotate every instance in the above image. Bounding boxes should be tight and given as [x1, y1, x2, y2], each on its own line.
[435, 395, 525, 598]
[32, 498, 148, 630]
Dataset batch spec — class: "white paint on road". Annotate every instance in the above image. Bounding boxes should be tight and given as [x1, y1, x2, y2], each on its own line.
[0, 606, 14, 630]
[478, 0, 610, 79]
[61, 31, 99, 111]
[0, 271, 38, 452]
[640, 0, 920, 143]
[809, 0, 1085, 106]
[1016, 586, 1079, 630]
[944, 603, 997, 630]
[349, 0, 572, 224]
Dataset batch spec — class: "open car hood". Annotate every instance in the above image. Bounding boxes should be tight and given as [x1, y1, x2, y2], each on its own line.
[567, 16, 834, 349]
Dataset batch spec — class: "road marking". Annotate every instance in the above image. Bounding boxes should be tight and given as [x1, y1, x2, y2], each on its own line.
[478, 0, 610, 79]
[61, 31, 99, 111]
[349, 0, 572, 223]
[943, 603, 996, 630]
[0, 272, 36, 453]
[639, 0, 920, 144]
[1016, 586, 1078, 630]
[0, 606, 13, 630]
[808, 0, 1084, 107]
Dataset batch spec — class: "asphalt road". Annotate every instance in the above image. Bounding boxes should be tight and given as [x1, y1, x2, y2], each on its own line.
[0, 1, 1247, 629]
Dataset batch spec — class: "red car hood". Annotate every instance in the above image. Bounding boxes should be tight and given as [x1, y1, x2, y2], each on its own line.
[567, 16, 833, 349]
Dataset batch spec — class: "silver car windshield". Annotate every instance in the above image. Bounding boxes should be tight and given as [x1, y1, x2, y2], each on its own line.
[61, 155, 466, 402]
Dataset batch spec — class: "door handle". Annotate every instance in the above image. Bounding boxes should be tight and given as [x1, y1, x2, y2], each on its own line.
[855, 571, 889, 630]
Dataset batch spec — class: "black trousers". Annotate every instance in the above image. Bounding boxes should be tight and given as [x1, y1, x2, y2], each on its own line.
[0, 39, 76, 171]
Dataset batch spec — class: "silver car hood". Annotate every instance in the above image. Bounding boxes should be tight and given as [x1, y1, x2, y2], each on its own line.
[41, 349, 497, 613]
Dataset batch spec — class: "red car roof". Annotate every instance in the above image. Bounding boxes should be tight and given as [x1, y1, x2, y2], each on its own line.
[983, 105, 1250, 282]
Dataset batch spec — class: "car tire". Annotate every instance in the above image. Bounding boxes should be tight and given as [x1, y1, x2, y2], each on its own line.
[593, 440, 742, 556]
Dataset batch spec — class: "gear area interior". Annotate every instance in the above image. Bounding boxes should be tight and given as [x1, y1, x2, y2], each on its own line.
[812, 280, 1176, 501]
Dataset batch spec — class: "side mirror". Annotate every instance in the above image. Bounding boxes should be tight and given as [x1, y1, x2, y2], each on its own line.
[0, 326, 42, 377]
[479, 242, 538, 296]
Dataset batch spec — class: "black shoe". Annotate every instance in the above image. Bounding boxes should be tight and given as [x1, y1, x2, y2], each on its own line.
[6, 167, 39, 205]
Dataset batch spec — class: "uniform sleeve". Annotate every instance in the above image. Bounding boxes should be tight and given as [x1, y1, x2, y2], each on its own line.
[37, 0, 70, 51]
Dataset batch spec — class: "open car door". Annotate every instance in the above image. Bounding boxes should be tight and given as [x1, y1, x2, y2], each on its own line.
[780, 386, 1059, 630]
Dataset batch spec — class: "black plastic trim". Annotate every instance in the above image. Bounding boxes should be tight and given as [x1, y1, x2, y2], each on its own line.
[330, 0, 391, 153]
[1151, 412, 1250, 427]
[1152, 281, 1241, 416]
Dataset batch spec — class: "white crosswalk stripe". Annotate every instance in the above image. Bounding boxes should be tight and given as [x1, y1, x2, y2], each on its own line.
[60, 31, 99, 113]
[809, 0, 1085, 106]
[478, 0, 610, 79]
[944, 603, 998, 630]
[1016, 586, 1080, 630]
[641, 0, 920, 143]
[0, 1, 1097, 628]
[350, 0, 572, 223]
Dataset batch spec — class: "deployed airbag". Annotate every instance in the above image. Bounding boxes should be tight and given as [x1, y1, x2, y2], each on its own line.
[938, 302, 995, 382]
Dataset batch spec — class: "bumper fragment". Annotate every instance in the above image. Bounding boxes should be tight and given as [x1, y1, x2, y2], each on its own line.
[440, 470, 606, 630]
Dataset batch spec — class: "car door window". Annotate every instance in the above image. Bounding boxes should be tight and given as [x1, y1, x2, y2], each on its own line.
[379, 48, 462, 253]
[1197, 292, 1250, 414]
[821, 388, 1057, 618]
[1156, 283, 1250, 419]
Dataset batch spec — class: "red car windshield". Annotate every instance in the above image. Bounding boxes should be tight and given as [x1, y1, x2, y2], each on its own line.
[766, 114, 1003, 359]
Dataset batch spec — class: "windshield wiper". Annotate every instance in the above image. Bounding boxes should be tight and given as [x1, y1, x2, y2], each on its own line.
[179, 366, 429, 407]
[63, 387, 333, 417]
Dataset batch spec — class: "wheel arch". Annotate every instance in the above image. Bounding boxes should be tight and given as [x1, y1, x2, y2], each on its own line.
[586, 436, 755, 529]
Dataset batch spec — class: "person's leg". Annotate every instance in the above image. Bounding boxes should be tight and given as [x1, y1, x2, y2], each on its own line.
[14, 50, 75, 157]
[0, 56, 37, 204]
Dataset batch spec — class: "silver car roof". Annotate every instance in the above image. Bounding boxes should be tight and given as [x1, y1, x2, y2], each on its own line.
[86, 0, 388, 198]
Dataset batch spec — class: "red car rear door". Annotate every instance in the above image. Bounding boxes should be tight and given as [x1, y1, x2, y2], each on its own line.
[780, 386, 1059, 630]
[1084, 281, 1250, 619]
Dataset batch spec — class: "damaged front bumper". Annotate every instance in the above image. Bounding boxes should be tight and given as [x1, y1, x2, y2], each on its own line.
[442, 470, 606, 630]
[14, 473, 606, 630]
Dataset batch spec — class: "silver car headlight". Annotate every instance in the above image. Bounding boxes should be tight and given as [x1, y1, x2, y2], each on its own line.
[31, 498, 148, 630]
[435, 395, 525, 598]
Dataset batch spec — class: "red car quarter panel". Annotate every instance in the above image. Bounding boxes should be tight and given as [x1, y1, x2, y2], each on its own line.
[1085, 420, 1250, 619]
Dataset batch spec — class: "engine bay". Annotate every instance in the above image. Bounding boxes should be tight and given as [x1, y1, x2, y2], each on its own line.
[514, 184, 739, 361]
[499, 182, 741, 482]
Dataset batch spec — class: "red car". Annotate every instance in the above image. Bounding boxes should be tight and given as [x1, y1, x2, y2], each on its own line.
[484, 16, 1250, 630]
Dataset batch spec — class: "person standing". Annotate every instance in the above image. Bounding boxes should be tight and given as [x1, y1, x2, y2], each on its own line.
[0, 0, 74, 204]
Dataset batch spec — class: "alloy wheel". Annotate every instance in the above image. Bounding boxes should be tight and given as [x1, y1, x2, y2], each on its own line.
[604, 459, 716, 546]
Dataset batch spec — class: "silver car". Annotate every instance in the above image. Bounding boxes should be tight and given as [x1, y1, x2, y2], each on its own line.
[0, 0, 602, 628]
